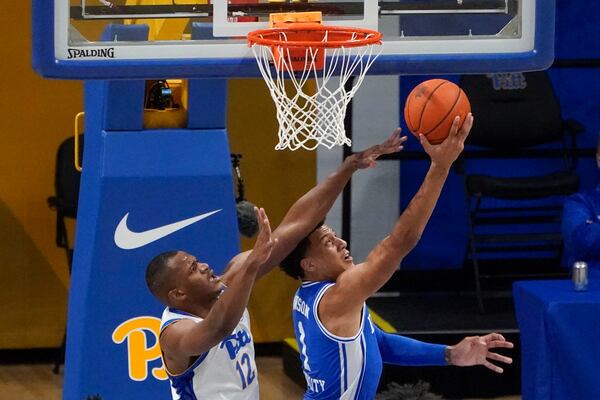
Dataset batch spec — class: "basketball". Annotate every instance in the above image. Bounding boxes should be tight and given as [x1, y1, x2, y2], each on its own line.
[404, 79, 471, 144]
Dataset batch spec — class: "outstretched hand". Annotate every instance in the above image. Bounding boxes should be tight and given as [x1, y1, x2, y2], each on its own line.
[448, 332, 514, 373]
[248, 207, 277, 266]
[349, 128, 407, 169]
[420, 113, 474, 169]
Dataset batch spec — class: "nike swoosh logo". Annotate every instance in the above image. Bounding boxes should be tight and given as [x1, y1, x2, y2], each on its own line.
[114, 209, 221, 250]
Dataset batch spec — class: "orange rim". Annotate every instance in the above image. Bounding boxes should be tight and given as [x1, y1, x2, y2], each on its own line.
[247, 24, 382, 49]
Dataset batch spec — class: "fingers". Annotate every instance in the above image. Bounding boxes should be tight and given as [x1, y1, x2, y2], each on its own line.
[448, 116, 461, 138]
[394, 135, 408, 147]
[363, 128, 406, 159]
[445, 113, 474, 143]
[381, 128, 405, 149]
[255, 207, 272, 239]
[261, 209, 271, 237]
[487, 340, 514, 349]
[482, 333, 514, 349]
[390, 129, 407, 145]
[386, 127, 402, 143]
[458, 113, 474, 141]
[419, 134, 432, 153]
[483, 332, 506, 341]
[487, 351, 513, 365]
[253, 206, 261, 227]
[380, 131, 406, 153]
[397, 136, 408, 152]
[355, 128, 406, 169]
[482, 360, 504, 374]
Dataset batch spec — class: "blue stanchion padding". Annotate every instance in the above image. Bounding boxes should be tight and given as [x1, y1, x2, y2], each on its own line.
[187, 24, 227, 129]
[101, 25, 147, 131]
[187, 79, 227, 129]
[63, 81, 239, 399]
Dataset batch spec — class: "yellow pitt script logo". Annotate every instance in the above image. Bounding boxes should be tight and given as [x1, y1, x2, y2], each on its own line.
[112, 316, 168, 381]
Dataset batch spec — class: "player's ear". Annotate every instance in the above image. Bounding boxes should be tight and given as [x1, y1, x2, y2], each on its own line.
[168, 288, 185, 303]
[300, 257, 314, 272]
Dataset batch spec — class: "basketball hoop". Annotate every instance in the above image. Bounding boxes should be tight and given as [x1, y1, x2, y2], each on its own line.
[248, 23, 383, 151]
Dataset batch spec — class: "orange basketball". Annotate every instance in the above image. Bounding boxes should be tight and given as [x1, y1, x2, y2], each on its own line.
[404, 79, 471, 144]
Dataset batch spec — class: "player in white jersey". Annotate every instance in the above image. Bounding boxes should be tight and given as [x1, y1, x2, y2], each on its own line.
[160, 303, 258, 398]
[281, 115, 514, 399]
[145, 131, 406, 399]
[153, 208, 273, 400]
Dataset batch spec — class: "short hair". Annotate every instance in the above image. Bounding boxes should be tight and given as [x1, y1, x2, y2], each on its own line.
[145, 250, 179, 302]
[279, 221, 324, 280]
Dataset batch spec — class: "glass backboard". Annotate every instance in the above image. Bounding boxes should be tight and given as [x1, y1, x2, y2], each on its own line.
[33, 0, 555, 79]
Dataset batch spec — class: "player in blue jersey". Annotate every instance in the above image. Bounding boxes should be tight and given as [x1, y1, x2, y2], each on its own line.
[281, 114, 514, 399]
[145, 131, 406, 399]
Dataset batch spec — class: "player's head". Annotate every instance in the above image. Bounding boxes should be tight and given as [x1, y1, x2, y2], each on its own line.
[146, 250, 224, 309]
[280, 223, 353, 281]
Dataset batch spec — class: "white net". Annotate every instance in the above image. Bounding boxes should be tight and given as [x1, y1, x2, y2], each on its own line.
[250, 30, 382, 151]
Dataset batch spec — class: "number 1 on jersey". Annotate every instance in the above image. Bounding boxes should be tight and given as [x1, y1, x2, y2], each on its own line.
[298, 321, 310, 371]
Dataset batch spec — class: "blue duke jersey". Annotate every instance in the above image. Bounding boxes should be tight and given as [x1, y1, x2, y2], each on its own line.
[293, 281, 382, 399]
[159, 308, 259, 400]
[293, 281, 447, 399]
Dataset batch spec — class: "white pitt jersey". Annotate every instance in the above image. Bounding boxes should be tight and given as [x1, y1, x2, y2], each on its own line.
[160, 307, 259, 400]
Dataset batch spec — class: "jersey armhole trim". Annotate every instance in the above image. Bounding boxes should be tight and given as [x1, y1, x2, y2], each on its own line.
[313, 283, 365, 343]
[301, 280, 321, 288]
[162, 349, 209, 378]
[160, 318, 181, 334]
[159, 317, 209, 378]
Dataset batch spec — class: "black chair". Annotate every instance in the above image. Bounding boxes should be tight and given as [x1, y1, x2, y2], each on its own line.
[458, 72, 583, 312]
[47, 135, 83, 373]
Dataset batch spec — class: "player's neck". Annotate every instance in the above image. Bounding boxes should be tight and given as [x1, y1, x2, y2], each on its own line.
[303, 271, 337, 283]
[176, 298, 216, 319]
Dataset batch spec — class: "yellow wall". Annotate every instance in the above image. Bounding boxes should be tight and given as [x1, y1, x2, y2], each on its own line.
[1, 4, 312, 348]
[228, 80, 315, 342]
[0, 2, 83, 348]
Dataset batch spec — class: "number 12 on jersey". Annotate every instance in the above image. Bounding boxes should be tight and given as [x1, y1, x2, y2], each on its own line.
[235, 352, 255, 389]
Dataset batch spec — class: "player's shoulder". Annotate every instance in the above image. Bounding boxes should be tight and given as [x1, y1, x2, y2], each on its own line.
[159, 317, 197, 354]
[161, 307, 201, 326]
[298, 280, 334, 296]
[160, 308, 202, 341]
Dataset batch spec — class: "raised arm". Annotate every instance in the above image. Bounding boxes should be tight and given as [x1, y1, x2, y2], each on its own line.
[224, 130, 406, 281]
[325, 115, 473, 316]
[160, 208, 275, 364]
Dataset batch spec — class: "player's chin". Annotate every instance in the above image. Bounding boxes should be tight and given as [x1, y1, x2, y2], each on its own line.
[210, 278, 222, 290]
[342, 261, 354, 270]
[208, 273, 221, 284]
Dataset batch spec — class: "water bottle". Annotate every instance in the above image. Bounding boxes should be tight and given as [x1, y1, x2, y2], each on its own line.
[572, 261, 588, 292]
